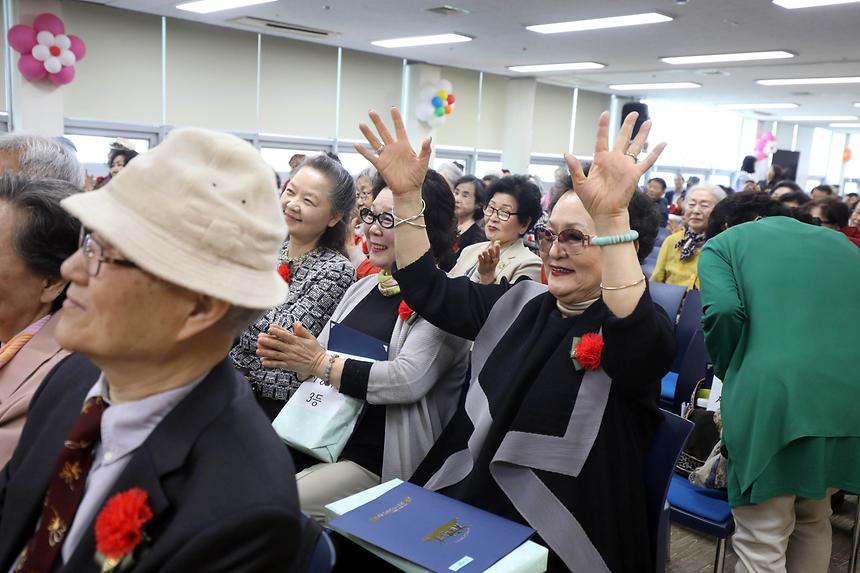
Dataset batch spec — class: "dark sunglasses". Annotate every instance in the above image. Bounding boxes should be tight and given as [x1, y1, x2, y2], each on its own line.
[533, 224, 591, 255]
[360, 208, 395, 229]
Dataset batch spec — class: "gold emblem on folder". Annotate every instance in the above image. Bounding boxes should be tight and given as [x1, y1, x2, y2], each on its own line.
[423, 519, 471, 544]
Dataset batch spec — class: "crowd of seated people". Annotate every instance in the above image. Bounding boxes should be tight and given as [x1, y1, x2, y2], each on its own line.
[0, 110, 858, 573]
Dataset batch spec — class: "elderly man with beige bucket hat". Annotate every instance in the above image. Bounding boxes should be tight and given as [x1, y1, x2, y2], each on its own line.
[0, 128, 303, 572]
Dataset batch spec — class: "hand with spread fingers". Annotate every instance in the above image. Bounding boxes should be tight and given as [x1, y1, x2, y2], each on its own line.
[476, 241, 501, 285]
[565, 111, 666, 224]
[354, 108, 432, 197]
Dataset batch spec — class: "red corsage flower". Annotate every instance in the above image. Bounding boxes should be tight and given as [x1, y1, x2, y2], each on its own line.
[95, 487, 153, 569]
[570, 332, 603, 371]
[277, 262, 292, 284]
[398, 300, 416, 322]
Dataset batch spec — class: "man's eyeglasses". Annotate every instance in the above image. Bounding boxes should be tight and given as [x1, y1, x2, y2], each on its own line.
[79, 230, 139, 277]
[484, 205, 518, 222]
[533, 224, 591, 255]
[359, 208, 395, 229]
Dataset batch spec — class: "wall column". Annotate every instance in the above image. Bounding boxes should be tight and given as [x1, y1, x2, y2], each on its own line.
[500, 78, 536, 173]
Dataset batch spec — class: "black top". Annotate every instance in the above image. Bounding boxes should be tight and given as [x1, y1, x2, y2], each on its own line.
[455, 222, 486, 256]
[396, 251, 675, 573]
[337, 287, 401, 476]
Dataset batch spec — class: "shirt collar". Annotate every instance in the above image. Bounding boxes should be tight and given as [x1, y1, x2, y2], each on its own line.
[84, 370, 209, 466]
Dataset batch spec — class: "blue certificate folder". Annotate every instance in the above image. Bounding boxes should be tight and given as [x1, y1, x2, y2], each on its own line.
[329, 482, 535, 573]
[327, 321, 389, 361]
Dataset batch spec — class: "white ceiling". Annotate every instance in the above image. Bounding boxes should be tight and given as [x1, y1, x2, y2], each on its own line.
[85, 0, 860, 128]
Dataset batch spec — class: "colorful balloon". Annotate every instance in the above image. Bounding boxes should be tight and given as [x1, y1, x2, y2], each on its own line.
[444, 105, 453, 114]
[435, 106, 445, 117]
[431, 96, 443, 107]
[447, 94, 456, 105]
[437, 90, 448, 100]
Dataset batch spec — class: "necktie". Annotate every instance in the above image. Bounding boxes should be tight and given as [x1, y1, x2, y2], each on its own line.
[15, 395, 108, 573]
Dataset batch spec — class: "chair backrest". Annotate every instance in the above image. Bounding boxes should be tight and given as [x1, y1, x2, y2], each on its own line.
[649, 282, 686, 325]
[298, 513, 336, 573]
[671, 330, 711, 415]
[645, 411, 694, 573]
[672, 289, 703, 372]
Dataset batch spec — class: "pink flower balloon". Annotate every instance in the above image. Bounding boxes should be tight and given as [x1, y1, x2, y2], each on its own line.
[48, 65, 75, 85]
[18, 54, 46, 81]
[33, 13, 64, 35]
[7, 25, 36, 53]
[68, 34, 86, 60]
[7, 13, 84, 86]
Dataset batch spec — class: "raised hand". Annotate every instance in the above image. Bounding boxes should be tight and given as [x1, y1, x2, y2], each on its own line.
[355, 108, 432, 197]
[565, 111, 666, 223]
[476, 241, 501, 284]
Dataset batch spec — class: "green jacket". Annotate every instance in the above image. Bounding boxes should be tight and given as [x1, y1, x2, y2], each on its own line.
[699, 216, 860, 505]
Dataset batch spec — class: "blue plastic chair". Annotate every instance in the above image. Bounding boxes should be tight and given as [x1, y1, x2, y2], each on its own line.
[672, 290, 703, 373]
[670, 330, 710, 416]
[299, 513, 336, 573]
[649, 281, 686, 323]
[668, 475, 734, 573]
[646, 411, 694, 573]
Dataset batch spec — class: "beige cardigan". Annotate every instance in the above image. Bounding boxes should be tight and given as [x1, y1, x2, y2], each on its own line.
[316, 277, 470, 481]
[450, 239, 543, 283]
[0, 312, 70, 467]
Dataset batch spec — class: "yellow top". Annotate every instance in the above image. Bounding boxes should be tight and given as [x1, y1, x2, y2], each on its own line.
[650, 230, 701, 289]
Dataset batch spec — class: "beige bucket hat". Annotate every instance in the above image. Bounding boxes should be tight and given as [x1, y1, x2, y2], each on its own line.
[61, 127, 288, 309]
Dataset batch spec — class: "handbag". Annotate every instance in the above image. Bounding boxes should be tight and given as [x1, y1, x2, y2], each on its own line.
[675, 378, 720, 477]
[272, 377, 364, 463]
[271, 321, 389, 463]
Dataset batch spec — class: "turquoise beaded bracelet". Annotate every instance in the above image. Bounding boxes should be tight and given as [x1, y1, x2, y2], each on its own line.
[590, 230, 639, 246]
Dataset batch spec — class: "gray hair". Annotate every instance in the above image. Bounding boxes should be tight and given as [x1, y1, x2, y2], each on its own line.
[0, 174, 81, 311]
[218, 305, 265, 338]
[293, 153, 356, 254]
[0, 134, 84, 188]
[685, 183, 726, 205]
[436, 162, 464, 191]
[356, 165, 377, 181]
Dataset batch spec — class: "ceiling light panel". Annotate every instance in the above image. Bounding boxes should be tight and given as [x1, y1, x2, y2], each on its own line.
[829, 123, 860, 128]
[176, 0, 276, 13]
[371, 34, 472, 48]
[508, 62, 605, 73]
[662, 51, 794, 65]
[527, 12, 672, 34]
[757, 77, 860, 85]
[782, 115, 858, 121]
[773, 0, 860, 8]
[610, 82, 701, 90]
[717, 103, 799, 110]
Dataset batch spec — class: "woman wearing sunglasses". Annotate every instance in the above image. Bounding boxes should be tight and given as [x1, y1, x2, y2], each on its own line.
[230, 154, 357, 419]
[254, 168, 468, 521]
[355, 108, 675, 573]
[449, 175, 543, 284]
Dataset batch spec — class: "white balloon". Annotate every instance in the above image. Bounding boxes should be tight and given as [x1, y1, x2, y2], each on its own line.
[59, 50, 76, 67]
[438, 79, 453, 94]
[415, 102, 435, 122]
[429, 115, 446, 128]
[36, 31, 55, 46]
[419, 84, 436, 101]
[54, 34, 71, 50]
[31, 45, 50, 62]
[44, 57, 61, 74]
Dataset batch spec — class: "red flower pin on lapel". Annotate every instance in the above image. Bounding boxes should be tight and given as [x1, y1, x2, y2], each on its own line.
[571, 332, 603, 371]
[398, 300, 416, 323]
[277, 262, 292, 284]
[94, 487, 153, 572]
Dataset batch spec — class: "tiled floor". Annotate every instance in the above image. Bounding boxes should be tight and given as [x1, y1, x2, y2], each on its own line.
[667, 495, 856, 573]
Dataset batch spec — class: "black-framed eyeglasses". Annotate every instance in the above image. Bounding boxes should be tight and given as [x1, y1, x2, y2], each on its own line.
[359, 208, 395, 229]
[533, 224, 591, 255]
[483, 205, 518, 222]
[79, 230, 139, 277]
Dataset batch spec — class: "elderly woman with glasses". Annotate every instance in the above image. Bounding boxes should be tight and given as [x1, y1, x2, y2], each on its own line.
[0, 175, 80, 467]
[255, 168, 468, 522]
[352, 108, 675, 573]
[449, 175, 543, 284]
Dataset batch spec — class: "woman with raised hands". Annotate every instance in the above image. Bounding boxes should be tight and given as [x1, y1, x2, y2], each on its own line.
[353, 107, 675, 573]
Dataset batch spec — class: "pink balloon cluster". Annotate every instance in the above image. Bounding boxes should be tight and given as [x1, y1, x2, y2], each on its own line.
[754, 132, 777, 160]
[8, 13, 86, 85]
